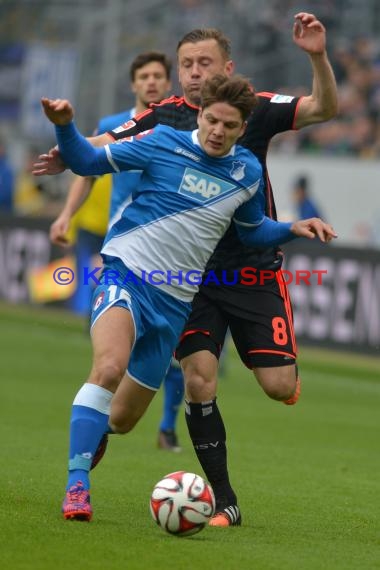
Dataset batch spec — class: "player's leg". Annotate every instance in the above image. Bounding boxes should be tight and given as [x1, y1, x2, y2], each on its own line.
[158, 362, 184, 452]
[218, 329, 231, 378]
[177, 292, 241, 526]
[252, 275, 300, 404]
[254, 364, 300, 404]
[110, 281, 191, 437]
[229, 272, 300, 405]
[109, 373, 157, 433]
[63, 297, 134, 521]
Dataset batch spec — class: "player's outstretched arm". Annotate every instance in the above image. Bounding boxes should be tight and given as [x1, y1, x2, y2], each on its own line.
[235, 216, 336, 247]
[290, 217, 337, 243]
[33, 98, 74, 175]
[32, 147, 66, 176]
[40, 97, 113, 177]
[41, 97, 74, 125]
[32, 133, 112, 176]
[292, 12, 338, 127]
[33, 100, 112, 176]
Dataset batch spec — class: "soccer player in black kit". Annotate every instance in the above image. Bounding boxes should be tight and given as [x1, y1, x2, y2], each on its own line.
[34, 12, 338, 527]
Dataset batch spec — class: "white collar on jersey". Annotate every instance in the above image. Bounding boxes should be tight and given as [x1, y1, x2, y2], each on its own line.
[192, 129, 236, 157]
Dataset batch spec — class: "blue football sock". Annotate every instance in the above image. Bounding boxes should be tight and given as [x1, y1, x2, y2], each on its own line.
[67, 383, 113, 490]
[159, 365, 184, 432]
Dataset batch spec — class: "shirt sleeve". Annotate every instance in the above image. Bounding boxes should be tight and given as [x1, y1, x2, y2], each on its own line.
[107, 108, 158, 140]
[55, 121, 157, 176]
[55, 122, 112, 175]
[233, 179, 296, 247]
[235, 217, 296, 247]
[256, 93, 301, 135]
[233, 178, 266, 227]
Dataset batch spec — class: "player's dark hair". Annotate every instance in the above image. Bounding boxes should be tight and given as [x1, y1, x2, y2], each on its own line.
[176, 28, 231, 60]
[200, 75, 257, 121]
[129, 51, 172, 81]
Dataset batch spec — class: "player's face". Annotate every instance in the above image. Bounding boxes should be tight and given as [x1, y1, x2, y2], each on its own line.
[132, 61, 171, 108]
[197, 102, 247, 157]
[177, 40, 234, 106]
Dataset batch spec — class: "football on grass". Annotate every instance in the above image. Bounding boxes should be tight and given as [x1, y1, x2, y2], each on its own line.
[150, 471, 215, 536]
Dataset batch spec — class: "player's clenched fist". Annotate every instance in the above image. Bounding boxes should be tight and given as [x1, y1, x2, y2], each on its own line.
[41, 97, 74, 125]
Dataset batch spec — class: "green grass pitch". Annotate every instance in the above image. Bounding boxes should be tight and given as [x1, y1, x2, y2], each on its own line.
[0, 303, 379, 570]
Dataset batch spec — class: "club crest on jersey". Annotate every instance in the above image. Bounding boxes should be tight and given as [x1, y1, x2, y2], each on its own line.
[93, 291, 105, 311]
[179, 167, 235, 202]
[230, 161, 246, 181]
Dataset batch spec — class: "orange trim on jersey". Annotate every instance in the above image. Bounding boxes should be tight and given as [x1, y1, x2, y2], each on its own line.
[150, 94, 200, 110]
[133, 107, 154, 121]
[276, 272, 297, 354]
[278, 274, 297, 352]
[151, 94, 183, 107]
[292, 96, 304, 130]
[181, 98, 199, 110]
[257, 91, 276, 99]
[265, 171, 274, 219]
[247, 349, 296, 359]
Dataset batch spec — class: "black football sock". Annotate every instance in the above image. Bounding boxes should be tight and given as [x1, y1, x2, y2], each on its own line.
[185, 398, 237, 507]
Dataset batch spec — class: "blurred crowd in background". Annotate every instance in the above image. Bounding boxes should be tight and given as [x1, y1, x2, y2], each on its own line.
[1, 0, 380, 221]
[272, 34, 380, 157]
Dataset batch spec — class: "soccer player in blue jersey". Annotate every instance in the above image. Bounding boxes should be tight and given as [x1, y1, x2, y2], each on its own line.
[49, 51, 184, 452]
[36, 13, 338, 526]
[42, 74, 336, 521]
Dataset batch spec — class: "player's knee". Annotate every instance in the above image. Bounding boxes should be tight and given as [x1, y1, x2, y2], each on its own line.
[254, 366, 297, 401]
[181, 355, 218, 402]
[90, 359, 125, 391]
[108, 420, 132, 434]
[109, 412, 137, 434]
[265, 378, 296, 401]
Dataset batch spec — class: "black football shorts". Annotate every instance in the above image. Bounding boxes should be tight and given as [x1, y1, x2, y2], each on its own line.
[176, 272, 297, 369]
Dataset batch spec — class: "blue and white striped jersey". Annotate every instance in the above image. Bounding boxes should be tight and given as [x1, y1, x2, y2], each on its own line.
[102, 126, 263, 300]
[56, 123, 267, 301]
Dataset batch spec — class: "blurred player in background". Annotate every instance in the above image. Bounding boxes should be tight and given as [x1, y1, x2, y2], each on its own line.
[0, 139, 15, 213]
[292, 173, 324, 220]
[57, 175, 111, 315]
[35, 13, 338, 527]
[49, 51, 184, 452]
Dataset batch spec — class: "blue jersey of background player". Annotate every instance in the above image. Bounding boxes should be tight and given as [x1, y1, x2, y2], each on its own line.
[96, 108, 139, 226]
